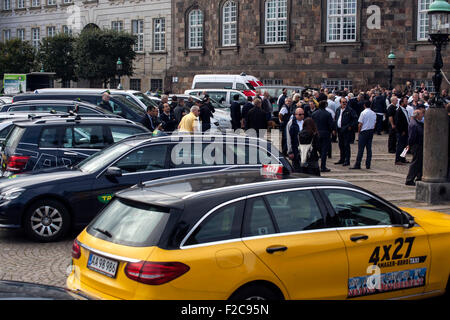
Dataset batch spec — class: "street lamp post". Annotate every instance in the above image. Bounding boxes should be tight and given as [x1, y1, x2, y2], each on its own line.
[387, 49, 396, 90]
[116, 57, 123, 90]
[416, 0, 450, 204]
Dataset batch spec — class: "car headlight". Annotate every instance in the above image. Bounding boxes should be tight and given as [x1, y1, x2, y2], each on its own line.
[0, 188, 24, 201]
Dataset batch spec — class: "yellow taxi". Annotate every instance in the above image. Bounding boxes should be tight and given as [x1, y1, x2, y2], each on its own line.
[67, 169, 450, 300]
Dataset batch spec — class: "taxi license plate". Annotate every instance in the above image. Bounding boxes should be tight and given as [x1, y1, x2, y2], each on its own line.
[87, 253, 118, 278]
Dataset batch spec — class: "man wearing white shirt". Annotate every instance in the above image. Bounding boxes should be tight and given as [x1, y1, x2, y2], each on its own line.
[350, 100, 376, 169]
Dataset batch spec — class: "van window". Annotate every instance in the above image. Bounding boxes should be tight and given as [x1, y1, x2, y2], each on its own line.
[206, 92, 227, 104]
[236, 83, 246, 90]
[194, 82, 233, 89]
[39, 127, 61, 148]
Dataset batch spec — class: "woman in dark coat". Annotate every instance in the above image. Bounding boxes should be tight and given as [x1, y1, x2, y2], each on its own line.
[298, 118, 321, 176]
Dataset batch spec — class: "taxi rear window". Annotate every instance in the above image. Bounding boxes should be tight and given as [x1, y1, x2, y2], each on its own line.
[5, 126, 25, 150]
[87, 198, 170, 247]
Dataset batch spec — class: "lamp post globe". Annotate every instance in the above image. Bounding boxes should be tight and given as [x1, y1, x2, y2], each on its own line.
[387, 49, 396, 90]
[116, 57, 123, 90]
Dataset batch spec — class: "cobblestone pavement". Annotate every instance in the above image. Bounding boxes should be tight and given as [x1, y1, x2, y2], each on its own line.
[0, 132, 449, 289]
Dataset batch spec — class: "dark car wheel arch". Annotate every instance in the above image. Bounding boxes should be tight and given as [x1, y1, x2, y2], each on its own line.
[228, 280, 285, 301]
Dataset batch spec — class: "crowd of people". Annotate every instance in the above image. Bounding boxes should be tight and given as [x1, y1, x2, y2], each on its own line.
[137, 83, 450, 185]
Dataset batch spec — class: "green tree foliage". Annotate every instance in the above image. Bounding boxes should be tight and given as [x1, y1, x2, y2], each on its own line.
[0, 39, 37, 79]
[74, 28, 136, 87]
[39, 34, 77, 85]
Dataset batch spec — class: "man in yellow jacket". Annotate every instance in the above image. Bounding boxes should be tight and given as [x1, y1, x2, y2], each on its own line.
[178, 105, 201, 133]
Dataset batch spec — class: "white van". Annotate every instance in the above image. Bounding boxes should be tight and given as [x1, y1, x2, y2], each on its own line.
[191, 73, 261, 96]
[184, 89, 248, 107]
[34, 88, 157, 110]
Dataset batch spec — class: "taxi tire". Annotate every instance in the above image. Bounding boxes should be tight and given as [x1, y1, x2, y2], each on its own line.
[228, 283, 283, 301]
[23, 199, 70, 242]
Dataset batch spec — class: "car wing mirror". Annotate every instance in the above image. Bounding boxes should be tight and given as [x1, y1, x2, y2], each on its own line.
[105, 166, 122, 178]
[402, 212, 415, 229]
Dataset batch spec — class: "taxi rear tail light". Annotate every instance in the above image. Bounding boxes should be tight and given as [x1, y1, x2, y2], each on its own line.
[72, 240, 81, 259]
[125, 261, 190, 285]
[7, 155, 30, 172]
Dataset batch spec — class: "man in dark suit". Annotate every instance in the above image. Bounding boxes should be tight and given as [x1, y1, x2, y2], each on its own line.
[394, 97, 410, 165]
[371, 91, 387, 135]
[287, 107, 305, 172]
[334, 97, 358, 166]
[312, 100, 335, 172]
[230, 94, 242, 130]
[140, 105, 161, 132]
[242, 96, 254, 130]
[159, 103, 177, 133]
[246, 98, 267, 138]
[199, 98, 213, 132]
[405, 109, 424, 185]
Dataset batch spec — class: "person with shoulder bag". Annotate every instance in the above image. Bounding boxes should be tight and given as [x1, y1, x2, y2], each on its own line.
[298, 118, 321, 176]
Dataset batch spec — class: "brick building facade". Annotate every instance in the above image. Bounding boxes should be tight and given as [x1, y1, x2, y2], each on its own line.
[168, 0, 450, 93]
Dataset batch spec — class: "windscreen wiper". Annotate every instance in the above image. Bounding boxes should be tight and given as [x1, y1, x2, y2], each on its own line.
[93, 228, 112, 238]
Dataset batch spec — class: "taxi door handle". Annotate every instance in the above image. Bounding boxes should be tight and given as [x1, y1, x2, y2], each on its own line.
[266, 246, 288, 254]
[350, 235, 369, 242]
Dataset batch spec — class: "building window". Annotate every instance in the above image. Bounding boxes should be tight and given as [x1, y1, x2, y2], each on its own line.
[47, 0, 56, 5]
[327, 0, 357, 42]
[132, 20, 144, 52]
[151, 79, 163, 92]
[188, 9, 204, 49]
[47, 26, 56, 38]
[17, 28, 25, 41]
[62, 25, 72, 36]
[265, 0, 288, 44]
[3, 30, 11, 42]
[130, 79, 141, 91]
[3, 0, 10, 10]
[17, 0, 24, 8]
[324, 79, 353, 91]
[63, 0, 73, 3]
[32, 28, 40, 49]
[417, 0, 432, 41]
[111, 21, 123, 32]
[32, 0, 40, 6]
[222, 1, 237, 46]
[413, 80, 434, 92]
[153, 18, 166, 52]
[262, 79, 283, 85]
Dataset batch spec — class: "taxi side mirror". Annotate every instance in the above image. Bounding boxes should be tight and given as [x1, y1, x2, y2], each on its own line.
[105, 166, 122, 178]
[402, 212, 415, 229]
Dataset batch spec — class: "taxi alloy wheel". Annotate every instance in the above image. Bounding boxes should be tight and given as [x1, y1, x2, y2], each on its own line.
[24, 199, 70, 242]
[229, 283, 283, 301]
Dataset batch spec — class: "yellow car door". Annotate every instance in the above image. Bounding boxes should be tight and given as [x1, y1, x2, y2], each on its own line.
[320, 187, 431, 300]
[241, 189, 349, 299]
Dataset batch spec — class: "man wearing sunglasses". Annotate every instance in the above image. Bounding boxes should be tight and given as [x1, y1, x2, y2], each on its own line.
[334, 97, 358, 166]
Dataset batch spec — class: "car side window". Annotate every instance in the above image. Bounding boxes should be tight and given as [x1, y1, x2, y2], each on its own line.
[35, 105, 68, 112]
[77, 106, 97, 114]
[171, 143, 221, 168]
[243, 197, 276, 237]
[39, 127, 61, 148]
[109, 125, 147, 143]
[9, 106, 34, 112]
[72, 125, 107, 149]
[224, 144, 279, 165]
[265, 190, 325, 232]
[107, 100, 123, 115]
[184, 201, 244, 246]
[114, 144, 167, 173]
[208, 92, 227, 104]
[323, 189, 395, 227]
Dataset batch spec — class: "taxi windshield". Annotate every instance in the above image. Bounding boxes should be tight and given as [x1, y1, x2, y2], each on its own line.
[76, 142, 136, 173]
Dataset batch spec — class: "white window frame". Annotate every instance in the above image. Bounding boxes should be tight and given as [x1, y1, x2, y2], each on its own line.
[32, 0, 40, 7]
[3, 29, 11, 42]
[63, 0, 73, 3]
[324, 79, 353, 91]
[17, 0, 24, 8]
[153, 18, 166, 52]
[188, 9, 204, 49]
[132, 19, 144, 52]
[62, 25, 72, 36]
[264, 0, 288, 45]
[222, 0, 237, 47]
[47, 0, 56, 5]
[32, 28, 40, 49]
[47, 26, 56, 38]
[111, 21, 123, 32]
[17, 28, 25, 41]
[3, 0, 11, 10]
[417, 0, 432, 41]
[326, 0, 357, 42]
